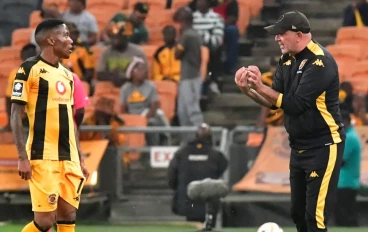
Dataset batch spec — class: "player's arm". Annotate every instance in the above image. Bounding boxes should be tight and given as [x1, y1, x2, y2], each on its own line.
[10, 65, 32, 160]
[259, 57, 335, 116]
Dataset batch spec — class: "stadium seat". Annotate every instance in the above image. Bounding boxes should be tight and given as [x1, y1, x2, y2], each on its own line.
[90, 45, 107, 67]
[154, 80, 178, 121]
[326, 44, 363, 61]
[147, 26, 164, 45]
[119, 114, 147, 162]
[127, 0, 166, 10]
[351, 61, 368, 78]
[0, 46, 22, 69]
[29, 10, 42, 28]
[171, 0, 191, 9]
[0, 79, 7, 98]
[335, 27, 368, 46]
[94, 81, 114, 97]
[237, 5, 251, 35]
[11, 28, 34, 47]
[87, 0, 125, 12]
[0, 98, 5, 113]
[0, 64, 17, 80]
[0, 132, 13, 144]
[145, 9, 175, 28]
[89, 8, 120, 33]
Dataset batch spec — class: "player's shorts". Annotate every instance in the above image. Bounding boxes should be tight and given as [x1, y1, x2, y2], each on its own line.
[29, 160, 85, 212]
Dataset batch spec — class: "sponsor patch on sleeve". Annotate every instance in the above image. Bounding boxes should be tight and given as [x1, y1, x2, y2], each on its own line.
[12, 82, 23, 97]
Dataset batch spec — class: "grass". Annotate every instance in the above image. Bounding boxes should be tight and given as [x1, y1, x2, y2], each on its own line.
[1, 223, 368, 232]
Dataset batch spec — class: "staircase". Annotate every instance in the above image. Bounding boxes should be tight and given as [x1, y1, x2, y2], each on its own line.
[109, 0, 349, 223]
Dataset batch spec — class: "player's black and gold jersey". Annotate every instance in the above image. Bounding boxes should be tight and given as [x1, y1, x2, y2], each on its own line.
[271, 40, 345, 149]
[261, 71, 284, 126]
[11, 55, 79, 162]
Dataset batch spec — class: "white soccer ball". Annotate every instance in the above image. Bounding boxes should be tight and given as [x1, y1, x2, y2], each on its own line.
[257, 222, 283, 232]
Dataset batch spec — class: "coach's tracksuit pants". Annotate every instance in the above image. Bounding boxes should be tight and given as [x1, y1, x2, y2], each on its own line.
[290, 142, 345, 232]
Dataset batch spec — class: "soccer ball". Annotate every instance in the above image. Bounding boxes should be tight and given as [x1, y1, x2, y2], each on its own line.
[257, 222, 283, 232]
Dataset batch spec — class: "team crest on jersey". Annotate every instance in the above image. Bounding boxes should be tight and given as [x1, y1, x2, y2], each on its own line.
[12, 82, 23, 97]
[56, 81, 66, 95]
[47, 193, 57, 205]
[299, 59, 308, 70]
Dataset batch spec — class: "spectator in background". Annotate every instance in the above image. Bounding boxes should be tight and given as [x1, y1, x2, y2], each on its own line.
[174, 7, 204, 141]
[62, 0, 98, 45]
[351, 92, 368, 126]
[193, 0, 224, 95]
[152, 25, 181, 83]
[62, 23, 95, 84]
[97, 23, 147, 88]
[343, 0, 368, 27]
[5, 44, 37, 129]
[120, 57, 169, 146]
[256, 57, 284, 129]
[339, 81, 354, 113]
[103, 2, 149, 45]
[335, 110, 361, 227]
[213, 0, 239, 74]
[168, 123, 227, 226]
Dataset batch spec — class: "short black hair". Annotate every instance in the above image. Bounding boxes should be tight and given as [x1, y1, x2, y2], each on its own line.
[35, 19, 65, 36]
[163, 25, 176, 33]
[21, 44, 37, 53]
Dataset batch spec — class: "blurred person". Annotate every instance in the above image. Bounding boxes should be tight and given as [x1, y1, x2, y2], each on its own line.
[174, 7, 204, 141]
[351, 92, 368, 126]
[62, 0, 98, 45]
[334, 110, 361, 227]
[193, 0, 224, 95]
[152, 25, 181, 82]
[339, 81, 354, 113]
[10, 19, 89, 232]
[72, 73, 89, 128]
[255, 56, 284, 129]
[168, 123, 227, 226]
[97, 23, 147, 88]
[213, 0, 239, 74]
[235, 11, 345, 232]
[5, 44, 37, 130]
[343, 0, 368, 27]
[30, 7, 61, 51]
[62, 23, 94, 84]
[103, 2, 149, 45]
[120, 57, 169, 146]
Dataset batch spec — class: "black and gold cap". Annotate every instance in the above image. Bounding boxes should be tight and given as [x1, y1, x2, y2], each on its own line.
[264, 10, 311, 35]
[134, 2, 149, 14]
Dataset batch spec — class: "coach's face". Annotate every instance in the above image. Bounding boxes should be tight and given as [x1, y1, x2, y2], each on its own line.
[275, 31, 301, 54]
[53, 24, 73, 59]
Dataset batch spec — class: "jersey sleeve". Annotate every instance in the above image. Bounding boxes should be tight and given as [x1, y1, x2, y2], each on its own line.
[10, 64, 33, 105]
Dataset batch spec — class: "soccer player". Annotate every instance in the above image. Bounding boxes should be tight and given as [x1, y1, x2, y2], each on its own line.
[10, 19, 89, 232]
[235, 11, 345, 232]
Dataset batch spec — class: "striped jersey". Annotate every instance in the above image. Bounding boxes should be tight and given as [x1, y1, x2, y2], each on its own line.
[11, 55, 79, 162]
[193, 9, 224, 49]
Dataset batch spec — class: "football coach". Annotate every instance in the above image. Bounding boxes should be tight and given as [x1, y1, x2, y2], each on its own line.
[235, 11, 346, 232]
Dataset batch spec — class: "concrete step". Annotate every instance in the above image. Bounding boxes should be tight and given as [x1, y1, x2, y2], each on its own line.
[236, 55, 271, 72]
[209, 93, 260, 108]
[281, 0, 347, 18]
[110, 195, 184, 222]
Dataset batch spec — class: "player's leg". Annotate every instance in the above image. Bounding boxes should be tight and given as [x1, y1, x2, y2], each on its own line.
[305, 142, 344, 232]
[57, 161, 85, 232]
[289, 149, 308, 232]
[22, 160, 59, 232]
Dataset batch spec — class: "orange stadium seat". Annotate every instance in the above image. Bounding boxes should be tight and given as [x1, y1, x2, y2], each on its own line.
[88, 9, 117, 34]
[127, 0, 166, 10]
[0, 63, 17, 80]
[141, 44, 159, 77]
[0, 46, 22, 69]
[0, 132, 13, 144]
[29, 10, 42, 28]
[352, 61, 368, 78]
[119, 114, 147, 162]
[326, 44, 363, 61]
[94, 81, 114, 97]
[147, 26, 164, 45]
[11, 28, 34, 47]
[145, 9, 175, 28]
[335, 60, 352, 82]
[171, 0, 191, 9]
[335, 27, 368, 46]
[154, 80, 178, 121]
[90, 45, 107, 67]
[201, 46, 210, 81]
[237, 5, 251, 35]
[87, 0, 124, 11]
[0, 98, 5, 113]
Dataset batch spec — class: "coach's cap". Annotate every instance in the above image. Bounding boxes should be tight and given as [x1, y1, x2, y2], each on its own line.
[264, 10, 311, 35]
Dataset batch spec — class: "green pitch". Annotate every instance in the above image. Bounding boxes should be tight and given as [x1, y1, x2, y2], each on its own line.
[2, 223, 368, 232]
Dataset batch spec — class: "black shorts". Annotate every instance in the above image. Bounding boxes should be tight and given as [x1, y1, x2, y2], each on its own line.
[289, 142, 345, 232]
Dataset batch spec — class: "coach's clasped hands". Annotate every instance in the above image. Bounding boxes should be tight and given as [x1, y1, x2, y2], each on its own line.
[18, 159, 32, 180]
[234, 66, 263, 91]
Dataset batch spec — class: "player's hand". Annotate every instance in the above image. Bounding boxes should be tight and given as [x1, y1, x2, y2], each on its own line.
[234, 67, 250, 89]
[18, 159, 31, 180]
[81, 162, 90, 180]
[247, 65, 263, 91]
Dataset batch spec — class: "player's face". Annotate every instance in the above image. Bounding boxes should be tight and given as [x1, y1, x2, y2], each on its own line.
[53, 24, 73, 59]
[275, 31, 299, 54]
